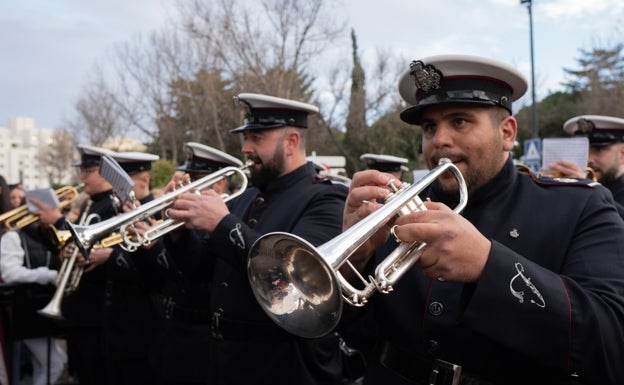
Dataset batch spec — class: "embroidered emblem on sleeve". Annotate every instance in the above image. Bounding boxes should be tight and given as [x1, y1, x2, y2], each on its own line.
[115, 254, 130, 269]
[509, 262, 545, 308]
[157, 249, 169, 269]
[229, 223, 246, 249]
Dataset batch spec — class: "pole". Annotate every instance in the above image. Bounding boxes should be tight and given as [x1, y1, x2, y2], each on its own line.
[521, 0, 538, 138]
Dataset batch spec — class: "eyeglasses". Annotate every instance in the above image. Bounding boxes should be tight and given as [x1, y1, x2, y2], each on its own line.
[78, 167, 99, 175]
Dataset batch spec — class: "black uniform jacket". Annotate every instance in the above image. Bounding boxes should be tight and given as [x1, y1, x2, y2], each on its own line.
[61, 190, 117, 328]
[170, 162, 348, 385]
[603, 173, 624, 219]
[364, 158, 624, 385]
[102, 192, 164, 360]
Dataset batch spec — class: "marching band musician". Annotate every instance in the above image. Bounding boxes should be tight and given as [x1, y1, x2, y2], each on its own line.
[0, 191, 65, 385]
[342, 54, 624, 384]
[149, 142, 244, 385]
[33, 144, 117, 385]
[547, 115, 624, 218]
[163, 93, 348, 385]
[99, 150, 165, 385]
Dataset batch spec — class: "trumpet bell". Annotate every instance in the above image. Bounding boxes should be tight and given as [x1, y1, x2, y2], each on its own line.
[248, 232, 342, 338]
[37, 301, 64, 320]
[247, 158, 468, 338]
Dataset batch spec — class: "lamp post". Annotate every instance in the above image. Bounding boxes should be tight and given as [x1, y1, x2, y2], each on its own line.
[521, 0, 538, 139]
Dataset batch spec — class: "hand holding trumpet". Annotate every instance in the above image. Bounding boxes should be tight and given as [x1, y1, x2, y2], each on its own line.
[162, 171, 230, 233]
[344, 167, 490, 283]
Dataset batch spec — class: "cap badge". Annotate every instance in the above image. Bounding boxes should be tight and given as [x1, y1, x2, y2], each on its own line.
[409, 60, 442, 93]
[577, 118, 596, 134]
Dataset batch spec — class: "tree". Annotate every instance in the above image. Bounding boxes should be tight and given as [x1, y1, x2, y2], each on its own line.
[562, 43, 624, 116]
[65, 73, 126, 146]
[38, 129, 77, 186]
[342, 29, 368, 174]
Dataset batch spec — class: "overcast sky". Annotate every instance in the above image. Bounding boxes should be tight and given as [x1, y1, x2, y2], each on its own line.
[1, 0, 623, 130]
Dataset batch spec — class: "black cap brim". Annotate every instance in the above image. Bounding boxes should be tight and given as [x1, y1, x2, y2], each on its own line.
[400, 100, 500, 125]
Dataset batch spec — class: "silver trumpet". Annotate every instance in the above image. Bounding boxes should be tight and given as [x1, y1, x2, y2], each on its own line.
[38, 209, 101, 320]
[247, 158, 468, 338]
[65, 162, 252, 259]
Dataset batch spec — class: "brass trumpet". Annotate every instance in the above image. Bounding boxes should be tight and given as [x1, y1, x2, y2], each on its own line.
[65, 162, 252, 259]
[0, 185, 80, 231]
[247, 158, 468, 338]
[38, 202, 99, 320]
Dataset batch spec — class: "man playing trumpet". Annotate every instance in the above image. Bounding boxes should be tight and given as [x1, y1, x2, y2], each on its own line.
[32, 144, 117, 385]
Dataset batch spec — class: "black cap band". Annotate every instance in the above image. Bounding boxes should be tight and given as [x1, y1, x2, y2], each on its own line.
[77, 154, 101, 167]
[120, 161, 152, 175]
[367, 163, 403, 172]
[177, 157, 230, 174]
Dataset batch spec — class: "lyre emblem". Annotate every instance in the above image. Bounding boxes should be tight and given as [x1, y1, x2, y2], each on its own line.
[229, 223, 245, 249]
[509, 262, 546, 308]
[409, 60, 442, 93]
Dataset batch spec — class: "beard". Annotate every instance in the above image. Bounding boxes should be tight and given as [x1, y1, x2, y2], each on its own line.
[249, 146, 285, 190]
[598, 165, 619, 187]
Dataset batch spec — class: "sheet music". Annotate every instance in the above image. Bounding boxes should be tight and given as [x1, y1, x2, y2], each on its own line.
[99, 155, 135, 204]
[24, 188, 60, 212]
[541, 137, 589, 172]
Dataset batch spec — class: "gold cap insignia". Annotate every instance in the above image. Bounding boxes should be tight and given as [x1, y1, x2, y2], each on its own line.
[408, 60, 442, 93]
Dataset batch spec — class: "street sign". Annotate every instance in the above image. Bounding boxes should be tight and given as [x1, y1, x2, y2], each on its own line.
[524, 138, 541, 160]
[523, 138, 542, 172]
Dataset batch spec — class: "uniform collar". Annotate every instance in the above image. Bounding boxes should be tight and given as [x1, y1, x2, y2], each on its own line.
[90, 189, 114, 203]
[427, 157, 514, 208]
[261, 162, 315, 194]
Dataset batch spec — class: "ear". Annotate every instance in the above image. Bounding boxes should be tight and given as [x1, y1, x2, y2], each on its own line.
[501, 116, 518, 152]
[283, 129, 301, 155]
[618, 143, 624, 163]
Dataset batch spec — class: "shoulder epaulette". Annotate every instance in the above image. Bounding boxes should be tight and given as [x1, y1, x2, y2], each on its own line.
[312, 174, 332, 185]
[526, 171, 598, 188]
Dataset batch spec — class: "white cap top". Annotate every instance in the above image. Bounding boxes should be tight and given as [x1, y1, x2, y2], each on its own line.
[563, 115, 624, 146]
[397, 54, 528, 124]
[74, 144, 116, 167]
[231, 93, 319, 133]
[177, 142, 243, 173]
[360, 153, 409, 173]
[110, 151, 160, 174]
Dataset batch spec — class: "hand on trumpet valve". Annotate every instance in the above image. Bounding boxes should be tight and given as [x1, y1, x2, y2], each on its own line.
[128, 218, 160, 250]
[82, 247, 113, 272]
[166, 188, 229, 233]
[341, 170, 398, 273]
[390, 200, 491, 283]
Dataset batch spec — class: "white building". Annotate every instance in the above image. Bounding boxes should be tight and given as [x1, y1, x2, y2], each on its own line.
[0, 117, 72, 189]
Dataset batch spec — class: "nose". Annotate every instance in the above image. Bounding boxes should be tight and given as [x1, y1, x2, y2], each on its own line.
[430, 124, 453, 148]
[241, 139, 253, 155]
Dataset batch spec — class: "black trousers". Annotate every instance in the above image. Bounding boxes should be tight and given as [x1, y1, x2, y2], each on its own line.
[66, 328, 108, 385]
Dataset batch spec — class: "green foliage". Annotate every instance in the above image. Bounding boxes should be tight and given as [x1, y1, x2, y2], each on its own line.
[150, 159, 178, 189]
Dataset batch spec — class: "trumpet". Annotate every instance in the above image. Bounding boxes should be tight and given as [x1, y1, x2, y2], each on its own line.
[247, 158, 468, 338]
[65, 162, 252, 259]
[0, 185, 80, 231]
[38, 203, 100, 320]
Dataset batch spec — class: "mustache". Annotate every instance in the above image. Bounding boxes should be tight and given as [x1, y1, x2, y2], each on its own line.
[246, 156, 262, 164]
[430, 152, 464, 165]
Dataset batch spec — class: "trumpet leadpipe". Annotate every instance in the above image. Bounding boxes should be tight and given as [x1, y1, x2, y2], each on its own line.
[66, 162, 252, 258]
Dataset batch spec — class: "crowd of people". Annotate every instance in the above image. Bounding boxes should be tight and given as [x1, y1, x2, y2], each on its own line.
[0, 53, 623, 385]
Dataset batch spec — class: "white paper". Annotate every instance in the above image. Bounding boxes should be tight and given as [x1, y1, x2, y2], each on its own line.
[99, 155, 135, 203]
[24, 188, 60, 212]
[541, 137, 589, 171]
